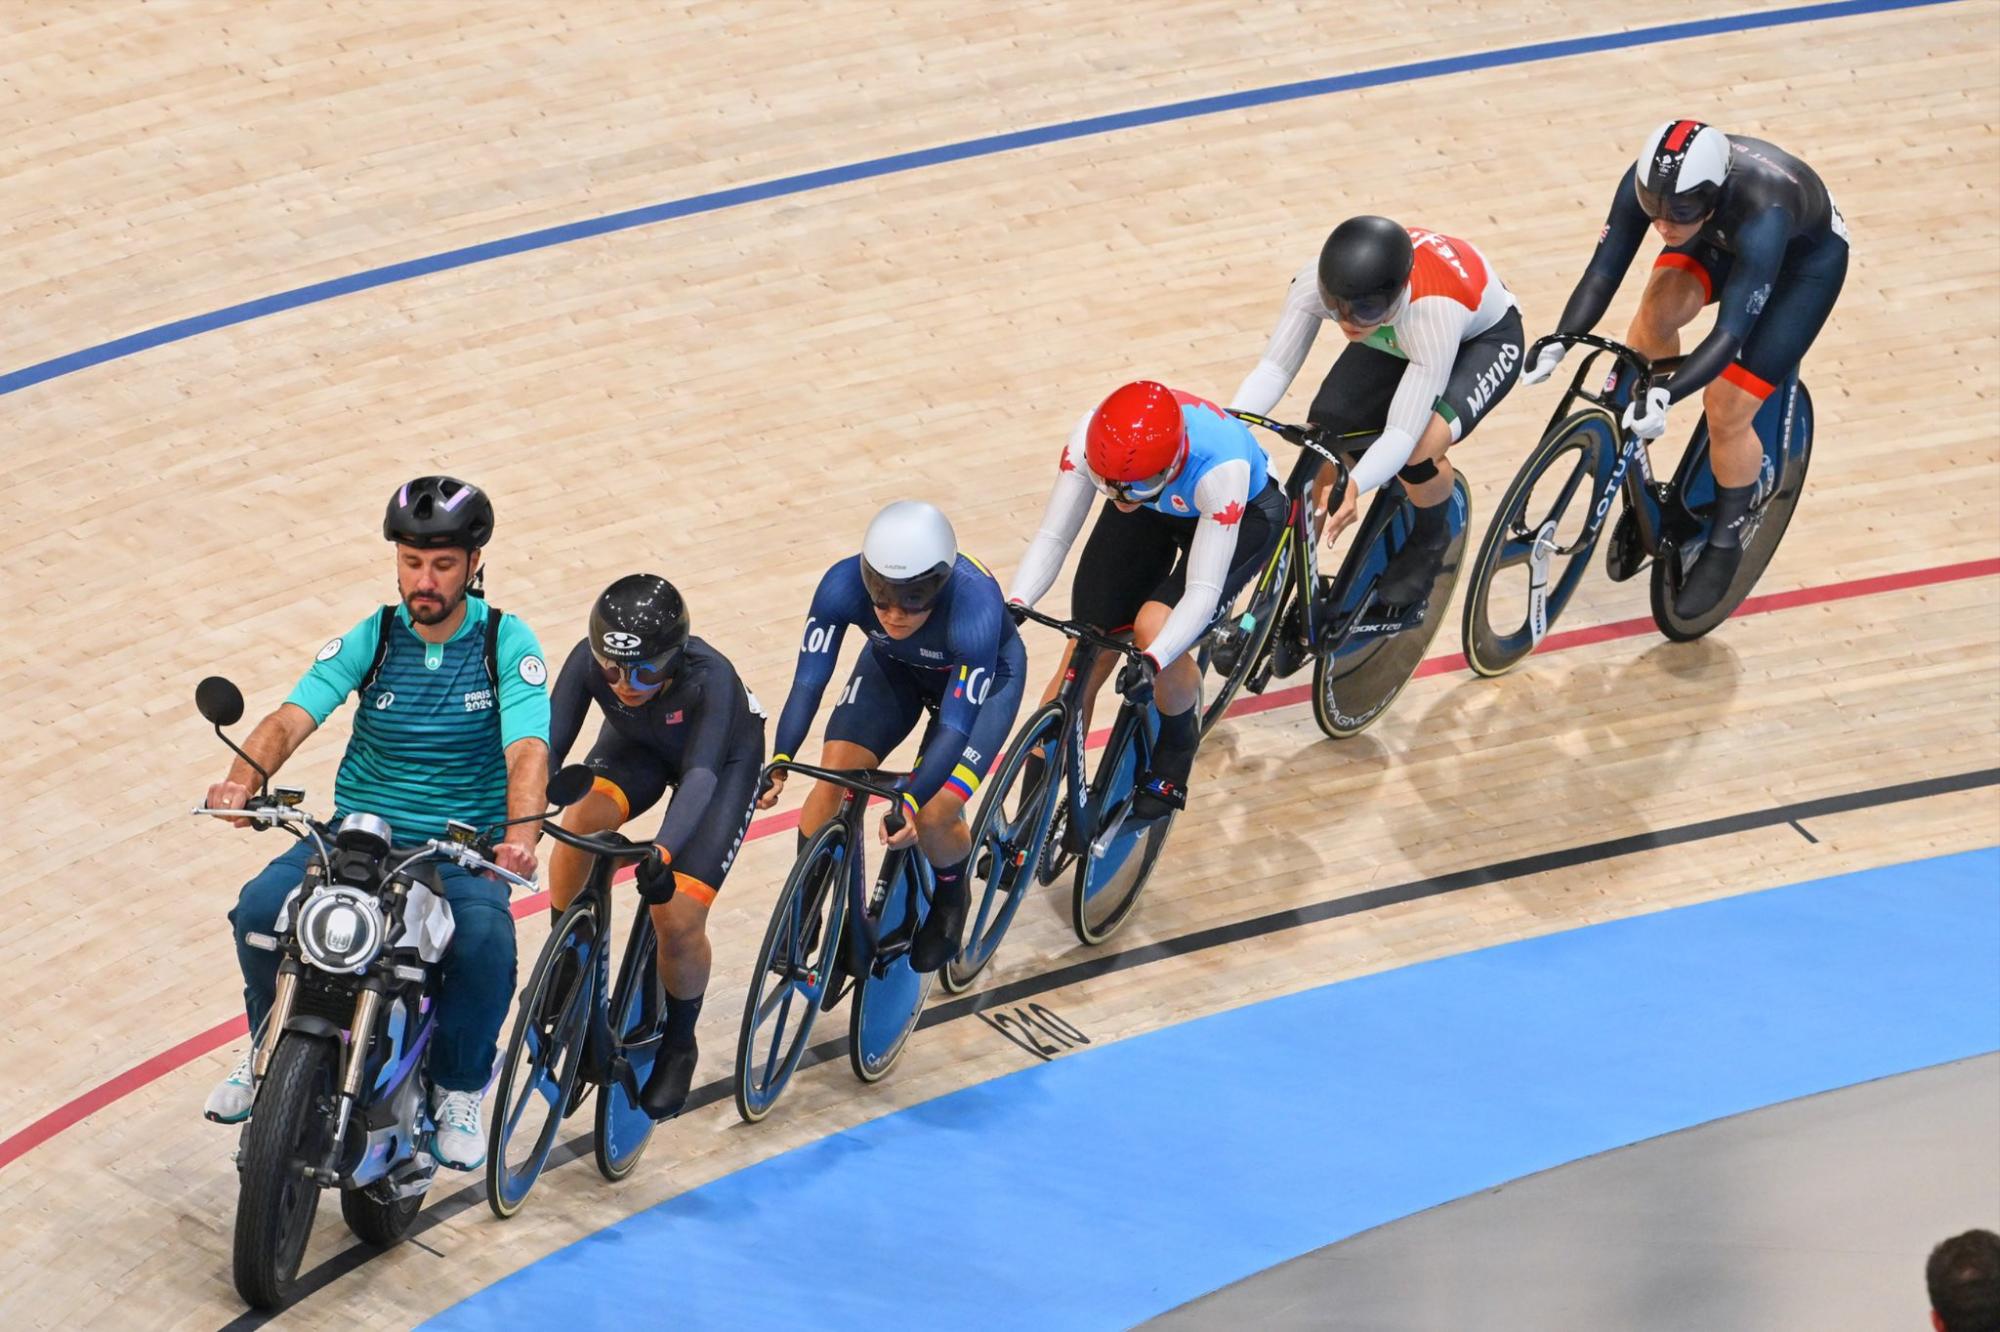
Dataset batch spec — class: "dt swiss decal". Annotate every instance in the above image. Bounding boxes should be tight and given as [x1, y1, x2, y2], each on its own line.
[1211, 500, 1244, 526]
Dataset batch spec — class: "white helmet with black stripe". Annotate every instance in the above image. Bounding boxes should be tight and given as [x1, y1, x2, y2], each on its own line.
[1634, 119, 1732, 224]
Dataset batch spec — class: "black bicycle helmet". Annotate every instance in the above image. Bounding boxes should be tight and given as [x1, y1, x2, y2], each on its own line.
[589, 574, 691, 688]
[1317, 215, 1416, 326]
[383, 476, 495, 550]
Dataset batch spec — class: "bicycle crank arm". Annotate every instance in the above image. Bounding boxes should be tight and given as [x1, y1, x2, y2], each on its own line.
[1527, 519, 1559, 646]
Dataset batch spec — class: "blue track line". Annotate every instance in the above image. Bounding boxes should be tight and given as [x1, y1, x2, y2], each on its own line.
[0, 0, 1955, 400]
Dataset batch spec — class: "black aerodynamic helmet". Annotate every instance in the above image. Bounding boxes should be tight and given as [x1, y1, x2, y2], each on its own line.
[1317, 215, 1415, 327]
[589, 574, 691, 691]
[383, 476, 495, 550]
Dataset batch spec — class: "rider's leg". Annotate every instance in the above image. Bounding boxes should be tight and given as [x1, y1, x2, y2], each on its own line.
[546, 784, 625, 915]
[209, 840, 318, 1121]
[1624, 264, 1708, 362]
[800, 740, 881, 836]
[1675, 233, 1846, 618]
[1306, 340, 1403, 546]
[1378, 307, 1525, 604]
[638, 886, 712, 1119]
[426, 863, 519, 1167]
[1129, 597, 1201, 820]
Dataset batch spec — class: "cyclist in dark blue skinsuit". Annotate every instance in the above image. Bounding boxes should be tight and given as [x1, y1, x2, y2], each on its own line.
[1525, 120, 1849, 618]
[759, 501, 1026, 974]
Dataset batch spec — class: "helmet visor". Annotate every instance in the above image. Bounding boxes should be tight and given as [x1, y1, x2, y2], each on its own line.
[1635, 180, 1718, 225]
[1091, 459, 1177, 504]
[1322, 282, 1401, 328]
[862, 562, 951, 612]
[594, 649, 677, 692]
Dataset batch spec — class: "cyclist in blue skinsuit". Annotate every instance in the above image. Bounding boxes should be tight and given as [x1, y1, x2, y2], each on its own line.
[202, 477, 551, 1171]
[1526, 120, 1848, 618]
[758, 501, 1025, 974]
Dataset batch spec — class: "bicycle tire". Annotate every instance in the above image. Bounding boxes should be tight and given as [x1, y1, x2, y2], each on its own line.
[943, 702, 1064, 994]
[1070, 707, 1173, 945]
[733, 819, 848, 1123]
[486, 897, 597, 1218]
[593, 904, 663, 1181]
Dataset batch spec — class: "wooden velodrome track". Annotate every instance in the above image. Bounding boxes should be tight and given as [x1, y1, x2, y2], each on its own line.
[2, 1, 1996, 1325]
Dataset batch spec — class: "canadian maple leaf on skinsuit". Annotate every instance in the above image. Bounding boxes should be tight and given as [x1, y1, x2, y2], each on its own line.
[1210, 500, 1244, 526]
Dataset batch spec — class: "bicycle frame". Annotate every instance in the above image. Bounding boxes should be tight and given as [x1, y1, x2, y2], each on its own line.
[759, 759, 925, 977]
[1008, 606, 1156, 860]
[534, 822, 655, 1098]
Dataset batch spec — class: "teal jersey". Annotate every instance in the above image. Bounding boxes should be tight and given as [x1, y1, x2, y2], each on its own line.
[286, 596, 550, 842]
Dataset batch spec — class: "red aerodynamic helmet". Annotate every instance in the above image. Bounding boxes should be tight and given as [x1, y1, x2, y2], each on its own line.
[1084, 381, 1187, 501]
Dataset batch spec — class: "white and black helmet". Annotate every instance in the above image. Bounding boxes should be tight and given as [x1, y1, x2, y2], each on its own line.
[1634, 119, 1731, 224]
[860, 501, 956, 611]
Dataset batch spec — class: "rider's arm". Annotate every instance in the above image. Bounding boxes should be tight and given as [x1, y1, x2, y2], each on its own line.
[1229, 260, 1326, 415]
[770, 564, 855, 762]
[546, 639, 597, 770]
[651, 668, 741, 858]
[1007, 415, 1098, 607]
[1347, 296, 1471, 495]
[494, 613, 553, 856]
[1553, 167, 1652, 335]
[220, 706, 318, 789]
[1142, 458, 1254, 669]
[909, 594, 1006, 807]
[1663, 206, 1791, 402]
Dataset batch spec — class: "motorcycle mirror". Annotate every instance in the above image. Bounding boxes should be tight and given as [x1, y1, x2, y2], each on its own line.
[545, 764, 595, 808]
[196, 676, 246, 727]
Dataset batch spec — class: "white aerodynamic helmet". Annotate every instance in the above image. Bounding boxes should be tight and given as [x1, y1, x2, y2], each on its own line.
[1634, 119, 1732, 223]
[860, 500, 957, 611]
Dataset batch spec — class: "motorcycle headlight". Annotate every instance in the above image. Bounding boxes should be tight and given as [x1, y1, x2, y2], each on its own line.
[296, 887, 387, 974]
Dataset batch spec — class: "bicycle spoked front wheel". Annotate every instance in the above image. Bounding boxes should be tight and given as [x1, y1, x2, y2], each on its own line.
[593, 904, 663, 1181]
[1199, 535, 1291, 737]
[1461, 410, 1621, 677]
[1651, 383, 1815, 641]
[943, 703, 1064, 995]
[849, 852, 936, 1083]
[1072, 708, 1173, 945]
[1312, 473, 1473, 738]
[486, 899, 597, 1218]
[733, 821, 848, 1123]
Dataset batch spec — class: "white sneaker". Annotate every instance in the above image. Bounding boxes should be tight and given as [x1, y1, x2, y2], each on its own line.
[430, 1088, 486, 1170]
[205, 1051, 255, 1124]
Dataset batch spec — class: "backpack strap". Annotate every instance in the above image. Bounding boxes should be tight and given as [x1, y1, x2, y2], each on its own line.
[482, 603, 503, 689]
[359, 605, 397, 694]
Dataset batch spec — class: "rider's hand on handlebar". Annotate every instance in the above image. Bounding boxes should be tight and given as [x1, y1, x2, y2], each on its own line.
[1622, 385, 1672, 440]
[634, 846, 678, 905]
[493, 840, 538, 881]
[1521, 342, 1567, 386]
[1005, 600, 1030, 626]
[205, 778, 256, 829]
[1115, 653, 1158, 704]
[756, 769, 786, 810]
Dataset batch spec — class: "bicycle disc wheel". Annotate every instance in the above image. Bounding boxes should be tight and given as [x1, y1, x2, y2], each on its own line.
[1651, 383, 1815, 641]
[486, 899, 596, 1218]
[1312, 474, 1473, 738]
[1461, 409, 1621, 677]
[733, 821, 848, 1123]
[1199, 534, 1291, 737]
[593, 904, 663, 1181]
[849, 853, 936, 1083]
[1071, 709, 1173, 945]
[943, 703, 1064, 994]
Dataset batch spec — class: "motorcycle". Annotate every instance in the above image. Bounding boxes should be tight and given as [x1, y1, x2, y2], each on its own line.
[189, 675, 578, 1309]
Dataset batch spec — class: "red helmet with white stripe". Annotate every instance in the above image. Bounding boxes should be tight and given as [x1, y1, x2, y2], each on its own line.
[1634, 119, 1731, 224]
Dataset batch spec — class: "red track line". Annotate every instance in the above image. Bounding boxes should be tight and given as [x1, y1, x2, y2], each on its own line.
[2, 554, 1993, 1173]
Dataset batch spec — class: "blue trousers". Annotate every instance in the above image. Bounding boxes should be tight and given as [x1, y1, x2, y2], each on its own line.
[229, 839, 518, 1091]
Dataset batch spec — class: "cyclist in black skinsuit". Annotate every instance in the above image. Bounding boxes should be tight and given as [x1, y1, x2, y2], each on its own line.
[545, 574, 766, 1121]
[1525, 120, 1849, 617]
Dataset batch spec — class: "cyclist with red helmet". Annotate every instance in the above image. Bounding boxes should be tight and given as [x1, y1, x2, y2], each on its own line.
[1010, 382, 1284, 820]
[1232, 215, 1524, 614]
[1526, 120, 1848, 617]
